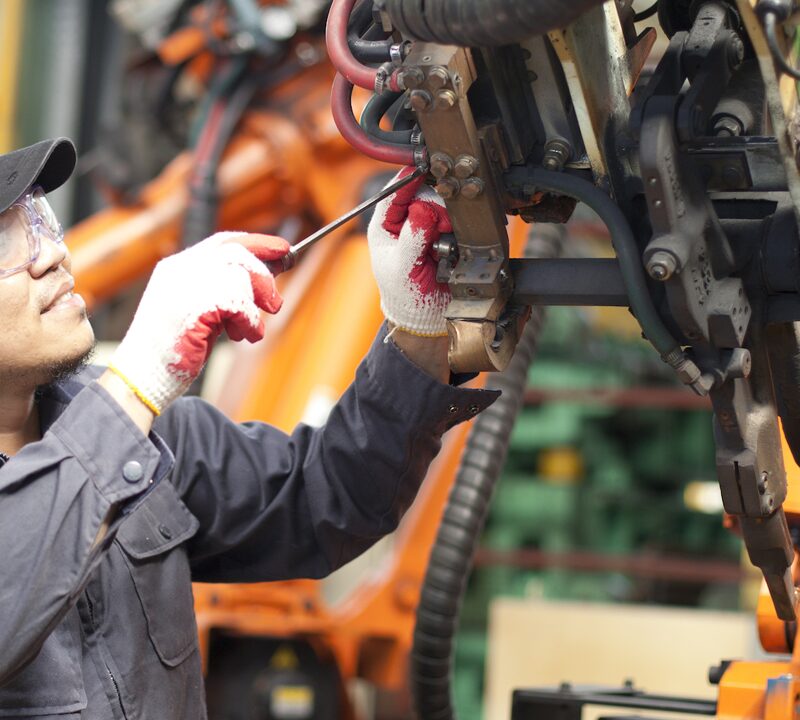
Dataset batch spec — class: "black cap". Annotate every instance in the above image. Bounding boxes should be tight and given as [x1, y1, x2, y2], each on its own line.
[0, 138, 77, 214]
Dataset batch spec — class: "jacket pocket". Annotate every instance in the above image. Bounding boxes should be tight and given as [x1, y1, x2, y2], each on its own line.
[0, 609, 87, 716]
[116, 480, 200, 667]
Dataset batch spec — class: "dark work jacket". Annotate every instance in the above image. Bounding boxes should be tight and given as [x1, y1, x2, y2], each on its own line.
[0, 326, 496, 719]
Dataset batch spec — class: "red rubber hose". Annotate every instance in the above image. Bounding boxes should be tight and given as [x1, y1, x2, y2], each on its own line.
[326, 0, 381, 91]
[331, 73, 418, 165]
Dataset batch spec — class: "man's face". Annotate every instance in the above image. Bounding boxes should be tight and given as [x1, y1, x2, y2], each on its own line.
[0, 198, 94, 390]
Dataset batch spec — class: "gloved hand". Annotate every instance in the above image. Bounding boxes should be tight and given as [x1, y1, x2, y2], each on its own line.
[368, 167, 453, 337]
[109, 231, 289, 414]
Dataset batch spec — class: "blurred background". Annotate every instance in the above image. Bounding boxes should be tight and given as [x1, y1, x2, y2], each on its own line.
[0, 2, 781, 719]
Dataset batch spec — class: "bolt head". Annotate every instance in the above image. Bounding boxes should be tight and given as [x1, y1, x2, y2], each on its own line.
[460, 178, 485, 199]
[400, 66, 424, 90]
[409, 89, 432, 111]
[646, 251, 678, 282]
[434, 177, 460, 199]
[434, 90, 457, 110]
[430, 152, 454, 179]
[427, 66, 450, 90]
[453, 155, 479, 179]
[714, 116, 743, 138]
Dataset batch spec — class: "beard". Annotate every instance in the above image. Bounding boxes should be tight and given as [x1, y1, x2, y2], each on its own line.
[36, 342, 97, 391]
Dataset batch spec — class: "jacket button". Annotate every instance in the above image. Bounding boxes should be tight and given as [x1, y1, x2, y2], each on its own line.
[469, 404, 480, 415]
[448, 405, 459, 414]
[122, 460, 144, 483]
[158, 524, 173, 540]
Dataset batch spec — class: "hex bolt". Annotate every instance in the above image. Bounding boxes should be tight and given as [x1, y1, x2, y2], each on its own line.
[728, 35, 745, 69]
[646, 251, 678, 282]
[542, 139, 572, 172]
[453, 155, 479, 179]
[427, 65, 450, 90]
[430, 152, 454, 179]
[714, 116, 743, 137]
[434, 177, 460, 199]
[409, 89, 433, 112]
[399, 66, 424, 90]
[460, 178, 485, 199]
[434, 90, 457, 110]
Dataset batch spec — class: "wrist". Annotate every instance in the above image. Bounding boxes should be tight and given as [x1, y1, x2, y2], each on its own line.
[387, 322, 451, 383]
[97, 369, 157, 435]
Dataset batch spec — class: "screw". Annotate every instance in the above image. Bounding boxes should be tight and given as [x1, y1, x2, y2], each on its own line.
[427, 66, 450, 89]
[714, 116, 743, 137]
[454, 155, 479, 179]
[399, 66, 424, 90]
[434, 177, 460, 199]
[759, 471, 769, 495]
[721, 165, 745, 189]
[542, 139, 572, 171]
[728, 35, 745, 69]
[409, 90, 432, 111]
[460, 178, 485, 199]
[430, 153, 454, 178]
[647, 251, 678, 281]
[434, 90, 457, 110]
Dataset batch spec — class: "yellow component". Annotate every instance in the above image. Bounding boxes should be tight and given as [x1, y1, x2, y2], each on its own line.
[269, 645, 300, 671]
[270, 686, 314, 716]
[0, 0, 24, 152]
[537, 447, 583, 485]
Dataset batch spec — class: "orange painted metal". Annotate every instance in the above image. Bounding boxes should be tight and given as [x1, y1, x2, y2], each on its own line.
[716, 427, 800, 720]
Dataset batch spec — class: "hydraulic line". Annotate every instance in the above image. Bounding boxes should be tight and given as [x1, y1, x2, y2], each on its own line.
[763, 11, 800, 80]
[327, 0, 390, 90]
[360, 91, 416, 144]
[348, 0, 394, 64]
[411, 225, 563, 720]
[383, 0, 607, 47]
[506, 167, 688, 375]
[331, 73, 420, 165]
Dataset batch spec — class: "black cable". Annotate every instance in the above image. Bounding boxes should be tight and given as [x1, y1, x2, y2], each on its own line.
[634, 1, 659, 21]
[505, 167, 683, 362]
[347, 0, 394, 63]
[360, 91, 416, 144]
[411, 227, 563, 720]
[764, 12, 800, 80]
[183, 64, 260, 245]
[384, 0, 607, 46]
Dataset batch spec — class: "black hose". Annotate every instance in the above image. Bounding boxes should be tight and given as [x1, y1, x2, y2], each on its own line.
[347, 0, 394, 63]
[506, 168, 683, 364]
[410, 225, 563, 720]
[360, 92, 416, 144]
[634, 1, 659, 21]
[763, 12, 800, 80]
[383, 0, 607, 46]
[183, 68, 260, 246]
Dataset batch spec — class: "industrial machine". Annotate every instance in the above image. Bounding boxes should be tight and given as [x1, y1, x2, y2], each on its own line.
[51, 0, 800, 718]
[322, 0, 800, 718]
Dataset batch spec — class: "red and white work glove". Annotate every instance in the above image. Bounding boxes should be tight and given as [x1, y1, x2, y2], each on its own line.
[109, 231, 289, 415]
[368, 167, 453, 337]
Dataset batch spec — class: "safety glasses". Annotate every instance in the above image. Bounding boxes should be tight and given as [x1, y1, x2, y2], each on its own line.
[0, 186, 64, 278]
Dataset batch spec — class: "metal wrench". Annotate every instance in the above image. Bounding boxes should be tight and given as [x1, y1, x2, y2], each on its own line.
[266, 166, 425, 276]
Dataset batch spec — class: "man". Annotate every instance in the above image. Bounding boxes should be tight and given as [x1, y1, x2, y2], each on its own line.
[0, 138, 496, 718]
